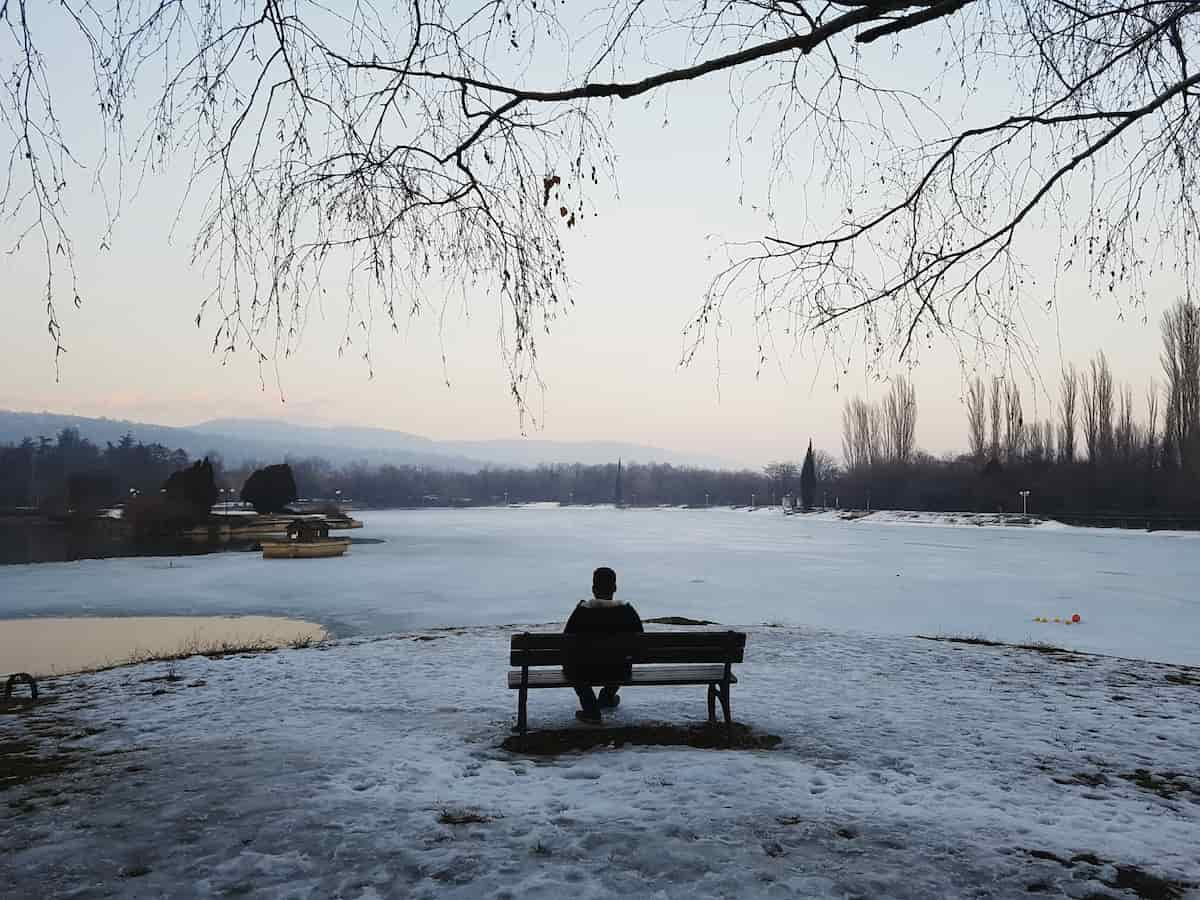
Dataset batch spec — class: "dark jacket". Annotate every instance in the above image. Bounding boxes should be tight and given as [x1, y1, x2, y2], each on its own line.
[562, 600, 644, 684]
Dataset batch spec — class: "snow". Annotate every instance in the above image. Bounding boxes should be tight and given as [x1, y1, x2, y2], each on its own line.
[2, 625, 1198, 898]
[3, 507, 1199, 666]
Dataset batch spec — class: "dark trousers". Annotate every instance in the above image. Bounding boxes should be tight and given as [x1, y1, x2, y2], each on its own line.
[574, 684, 619, 712]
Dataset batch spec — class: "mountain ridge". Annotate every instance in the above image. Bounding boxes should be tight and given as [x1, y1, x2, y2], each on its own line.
[0, 410, 733, 470]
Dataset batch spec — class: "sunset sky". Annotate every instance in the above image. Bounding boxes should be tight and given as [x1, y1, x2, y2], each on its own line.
[0, 7, 1180, 468]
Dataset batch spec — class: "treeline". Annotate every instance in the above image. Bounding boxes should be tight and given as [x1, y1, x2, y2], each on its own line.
[828, 298, 1200, 514]
[277, 458, 769, 508]
[6, 297, 1197, 519]
[0, 430, 192, 511]
[0, 428, 775, 512]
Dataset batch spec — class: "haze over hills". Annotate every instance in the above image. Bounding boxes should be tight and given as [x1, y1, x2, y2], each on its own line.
[0, 411, 734, 471]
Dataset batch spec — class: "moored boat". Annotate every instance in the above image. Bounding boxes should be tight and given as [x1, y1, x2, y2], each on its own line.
[261, 519, 351, 559]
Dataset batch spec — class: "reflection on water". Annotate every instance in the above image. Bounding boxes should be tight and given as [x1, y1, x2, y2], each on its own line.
[0, 520, 256, 565]
[0, 616, 327, 676]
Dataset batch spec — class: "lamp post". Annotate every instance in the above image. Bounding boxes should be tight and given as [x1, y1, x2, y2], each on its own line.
[335, 488, 342, 511]
[1019, 489, 1030, 517]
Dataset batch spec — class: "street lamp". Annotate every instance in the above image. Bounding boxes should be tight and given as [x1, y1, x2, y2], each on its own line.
[1019, 490, 1030, 517]
[335, 488, 342, 510]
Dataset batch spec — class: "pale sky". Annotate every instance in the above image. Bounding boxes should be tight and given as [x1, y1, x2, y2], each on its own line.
[0, 8, 1180, 468]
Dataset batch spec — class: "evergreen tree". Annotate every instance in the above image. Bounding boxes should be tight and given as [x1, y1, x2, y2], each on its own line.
[800, 441, 817, 511]
[241, 463, 299, 514]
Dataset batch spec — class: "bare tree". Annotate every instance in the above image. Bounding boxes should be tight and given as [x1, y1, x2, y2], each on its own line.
[1004, 382, 1024, 462]
[841, 397, 881, 472]
[966, 378, 987, 462]
[1161, 299, 1200, 470]
[813, 450, 839, 487]
[989, 378, 1003, 463]
[1042, 421, 1056, 464]
[1026, 419, 1046, 464]
[1082, 353, 1115, 464]
[883, 377, 918, 464]
[1146, 381, 1160, 463]
[1115, 384, 1137, 464]
[5, 3, 1200, 400]
[763, 461, 800, 502]
[1058, 365, 1079, 463]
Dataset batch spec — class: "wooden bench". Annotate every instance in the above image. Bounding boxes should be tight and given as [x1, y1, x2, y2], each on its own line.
[507, 631, 747, 742]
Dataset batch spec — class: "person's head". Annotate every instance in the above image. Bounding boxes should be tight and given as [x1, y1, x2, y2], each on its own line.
[592, 566, 617, 601]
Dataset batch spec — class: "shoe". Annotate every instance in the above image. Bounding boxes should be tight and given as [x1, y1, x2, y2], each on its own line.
[597, 693, 620, 710]
[575, 709, 602, 724]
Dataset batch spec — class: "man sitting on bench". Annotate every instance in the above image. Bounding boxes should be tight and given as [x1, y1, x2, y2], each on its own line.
[564, 566, 644, 723]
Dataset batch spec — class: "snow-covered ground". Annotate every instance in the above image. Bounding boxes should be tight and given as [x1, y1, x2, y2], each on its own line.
[3, 507, 1198, 665]
[2, 625, 1198, 899]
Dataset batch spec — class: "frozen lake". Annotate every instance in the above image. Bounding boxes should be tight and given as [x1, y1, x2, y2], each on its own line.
[1, 506, 1197, 665]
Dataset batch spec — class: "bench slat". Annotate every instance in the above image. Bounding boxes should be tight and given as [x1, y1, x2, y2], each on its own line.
[510, 631, 746, 666]
[512, 647, 741, 666]
[512, 631, 744, 649]
[507, 664, 738, 689]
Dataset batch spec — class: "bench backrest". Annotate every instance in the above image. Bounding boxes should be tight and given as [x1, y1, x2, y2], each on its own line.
[510, 631, 746, 667]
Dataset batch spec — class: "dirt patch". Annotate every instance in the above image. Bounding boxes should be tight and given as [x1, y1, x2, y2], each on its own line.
[1107, 865, 1191, 900]
[1021, 849, 1193, 899]
[644, 617, 719, 626]
[501, 721, 781, 755]
[1052, 772, 1109, 787]
[917, 635, 1088, 660]
[1119, 769, 1200, 802]
[438, 807, 493, 825]
[0, 695, 58, 716]
[0, 737, 77, 791]
[1164, 671, 1200, 687]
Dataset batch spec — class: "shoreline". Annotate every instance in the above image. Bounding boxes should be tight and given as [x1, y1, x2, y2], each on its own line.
[0, 615, 327, 677]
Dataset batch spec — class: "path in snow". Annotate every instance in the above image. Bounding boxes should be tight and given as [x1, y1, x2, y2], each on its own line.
[2, 626, 1198, 899]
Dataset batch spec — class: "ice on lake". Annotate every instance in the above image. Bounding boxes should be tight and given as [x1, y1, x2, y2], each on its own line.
[2, 506, 1197, 666]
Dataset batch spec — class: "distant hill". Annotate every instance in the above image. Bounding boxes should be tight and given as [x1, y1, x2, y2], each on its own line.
[0, 411, 731, 470]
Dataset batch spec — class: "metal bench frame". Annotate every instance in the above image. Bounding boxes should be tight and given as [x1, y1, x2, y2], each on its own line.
[507, 631, 747, 743]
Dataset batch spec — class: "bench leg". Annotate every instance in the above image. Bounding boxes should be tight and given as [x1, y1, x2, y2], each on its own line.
[717, 682, 732, 746]
[517, 686, 529, 741]
[707, 683, 717, 724]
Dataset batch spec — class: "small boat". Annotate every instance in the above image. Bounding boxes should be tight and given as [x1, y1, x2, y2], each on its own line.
[261, 519, 351, 559]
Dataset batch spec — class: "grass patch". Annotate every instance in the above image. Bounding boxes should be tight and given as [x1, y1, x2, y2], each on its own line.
[76, 633, 326, 675]
[502, 721, 781, 755]
[644, 616, 719, 626]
